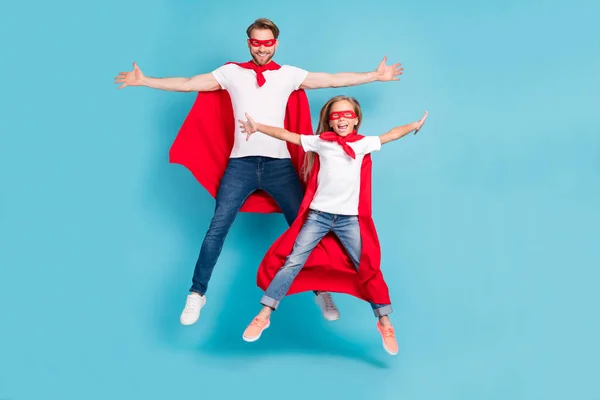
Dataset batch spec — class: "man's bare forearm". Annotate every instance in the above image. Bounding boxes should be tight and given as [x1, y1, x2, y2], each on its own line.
[301, 71, 379, 89]
[328, 71, 379, 87]
[142, 77, 192, 91]
[142, 73, 220, 92]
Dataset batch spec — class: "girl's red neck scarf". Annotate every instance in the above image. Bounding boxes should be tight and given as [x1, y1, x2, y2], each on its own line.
[319, 130, 363, 159]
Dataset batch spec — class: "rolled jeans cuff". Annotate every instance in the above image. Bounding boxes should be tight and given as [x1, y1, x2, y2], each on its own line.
[261, 295, 280, 310]
[373, 304, 393, 317]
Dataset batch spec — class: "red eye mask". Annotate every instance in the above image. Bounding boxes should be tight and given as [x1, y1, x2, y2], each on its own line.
[248, 38, 277, 47]
[329, 110, 358, 120]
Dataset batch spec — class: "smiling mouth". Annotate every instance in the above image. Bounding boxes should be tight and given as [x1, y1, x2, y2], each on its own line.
[337, 123, 348, 130]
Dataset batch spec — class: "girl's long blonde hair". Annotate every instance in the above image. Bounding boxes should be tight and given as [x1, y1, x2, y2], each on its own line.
[301, 96, 363, 182]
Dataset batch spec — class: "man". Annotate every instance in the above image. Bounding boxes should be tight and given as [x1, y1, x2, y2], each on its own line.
[114, 18, 403, 326]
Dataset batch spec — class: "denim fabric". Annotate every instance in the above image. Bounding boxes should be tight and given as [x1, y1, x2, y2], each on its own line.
[189, 156, 304, 295]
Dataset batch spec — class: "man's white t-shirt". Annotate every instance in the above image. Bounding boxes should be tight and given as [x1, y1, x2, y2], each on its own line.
[300, 135, 382, 215]
[212, 64, 308, 159]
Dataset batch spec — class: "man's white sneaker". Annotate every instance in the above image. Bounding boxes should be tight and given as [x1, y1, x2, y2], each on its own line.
[315, 292, 340, 321]
[180, 292, 206, 325]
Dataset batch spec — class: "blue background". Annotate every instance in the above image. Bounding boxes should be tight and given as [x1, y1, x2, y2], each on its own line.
[1, 0, 599, 399]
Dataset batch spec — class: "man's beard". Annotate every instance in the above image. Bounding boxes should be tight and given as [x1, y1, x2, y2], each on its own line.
[251, 52, 274, 66]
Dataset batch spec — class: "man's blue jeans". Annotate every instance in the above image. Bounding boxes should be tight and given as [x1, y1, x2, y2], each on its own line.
[190, 156, 304, 295]
[260, 210, 393, 317]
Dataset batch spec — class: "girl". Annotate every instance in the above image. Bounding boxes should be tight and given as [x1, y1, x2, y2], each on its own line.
[238, 95, 427, 355]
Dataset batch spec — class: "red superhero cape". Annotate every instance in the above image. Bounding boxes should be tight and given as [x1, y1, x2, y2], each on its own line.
[256, 139, 391, 305]
[169, 65, 313, 213]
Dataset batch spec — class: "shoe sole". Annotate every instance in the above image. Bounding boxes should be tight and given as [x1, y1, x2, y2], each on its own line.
[324, 314, 340, 321]
[180, 317, 199, 326]
[382, 342, 398, 356]
[242, 320, 270, 342]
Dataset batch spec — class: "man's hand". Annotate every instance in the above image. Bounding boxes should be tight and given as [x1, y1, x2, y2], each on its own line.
[374, 56, 403, 81]
[114, 62, 144, 89]
[238, 112, 258, 141]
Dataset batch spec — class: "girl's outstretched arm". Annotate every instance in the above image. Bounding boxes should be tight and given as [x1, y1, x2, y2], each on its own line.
[238, 113, 301, 146]
[379, 111, 428, 145]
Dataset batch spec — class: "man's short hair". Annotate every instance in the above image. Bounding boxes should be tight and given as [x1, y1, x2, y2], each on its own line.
[246, 18, 280, 39]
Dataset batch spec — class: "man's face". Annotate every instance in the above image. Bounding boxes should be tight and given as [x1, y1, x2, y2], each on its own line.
[247, 28, 278, 66]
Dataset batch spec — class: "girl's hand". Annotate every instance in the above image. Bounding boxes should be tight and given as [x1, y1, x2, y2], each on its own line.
[238, 112, 258, 141]
[414, 110, 428, 135]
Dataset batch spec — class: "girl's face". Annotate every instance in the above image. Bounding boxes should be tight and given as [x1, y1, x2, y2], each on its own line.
[328, 100, 359, 137]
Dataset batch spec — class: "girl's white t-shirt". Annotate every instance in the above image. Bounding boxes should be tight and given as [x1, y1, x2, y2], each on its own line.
[300, 134, 381, 215]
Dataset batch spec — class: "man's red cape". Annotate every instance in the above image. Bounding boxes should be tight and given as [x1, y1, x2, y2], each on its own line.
[256, 144, 392, 305]
[169, 88, 313, 213]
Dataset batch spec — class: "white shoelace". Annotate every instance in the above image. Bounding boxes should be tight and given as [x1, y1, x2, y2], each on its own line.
[321, 293, 336, 311]
[184, 296, 200, 313]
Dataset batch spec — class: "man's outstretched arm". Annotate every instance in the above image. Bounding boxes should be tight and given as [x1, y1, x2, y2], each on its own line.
[299, 56, 403, 89]
[114, 62, 221, 92]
